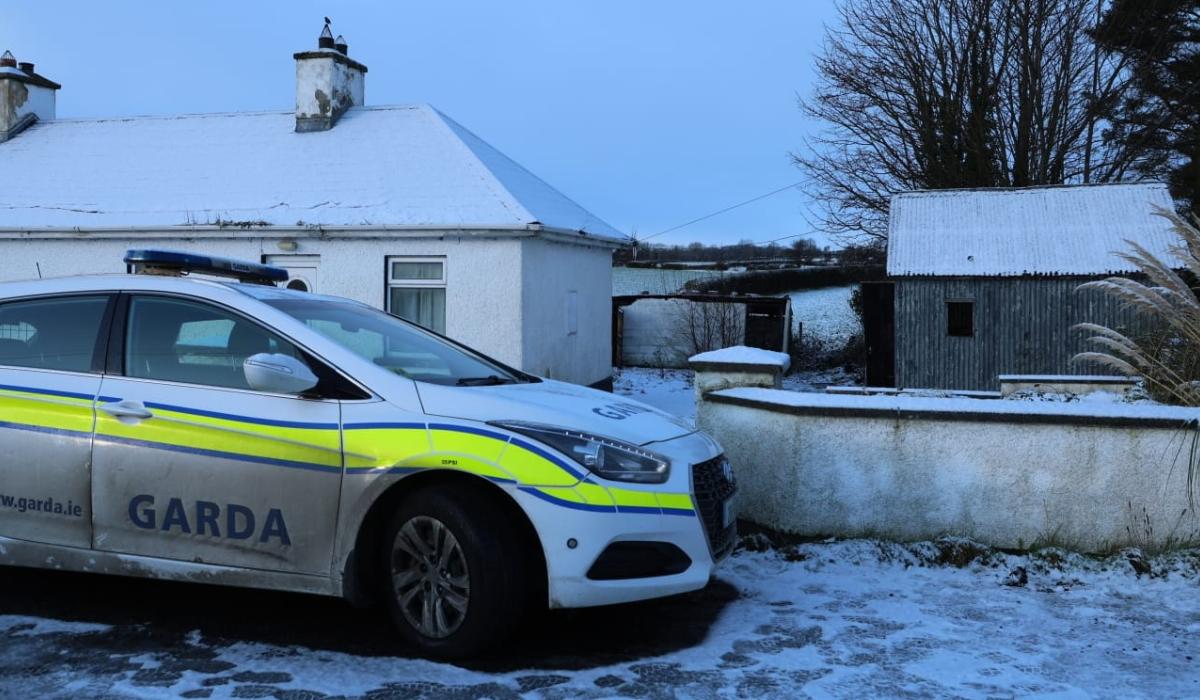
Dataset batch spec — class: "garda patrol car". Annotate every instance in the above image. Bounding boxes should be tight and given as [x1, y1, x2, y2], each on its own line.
[0, 251, 737, 657]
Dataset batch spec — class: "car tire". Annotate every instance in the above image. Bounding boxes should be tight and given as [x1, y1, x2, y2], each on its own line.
[381, 484, 532, 658]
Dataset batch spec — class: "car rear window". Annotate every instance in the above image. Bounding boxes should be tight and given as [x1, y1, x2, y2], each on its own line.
[0, 295, 110, 373]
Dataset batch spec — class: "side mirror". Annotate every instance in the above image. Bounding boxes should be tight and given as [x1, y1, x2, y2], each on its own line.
[243, 353, 319, 395]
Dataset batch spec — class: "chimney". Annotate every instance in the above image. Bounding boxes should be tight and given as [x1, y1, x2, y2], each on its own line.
[294, 21, 367, 133]
[0, 50, 60, 143]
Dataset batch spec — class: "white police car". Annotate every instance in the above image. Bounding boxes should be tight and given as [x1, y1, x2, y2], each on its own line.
[0, 251, 736, 657]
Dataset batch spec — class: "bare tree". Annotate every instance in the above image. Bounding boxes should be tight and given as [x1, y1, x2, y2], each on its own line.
[795, 0, 1137, 242]
[672, 300, 745, 356]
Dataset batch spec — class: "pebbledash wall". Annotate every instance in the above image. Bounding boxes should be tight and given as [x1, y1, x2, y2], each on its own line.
[0, 232, 613, 385]
[691, 355, 1200, 551]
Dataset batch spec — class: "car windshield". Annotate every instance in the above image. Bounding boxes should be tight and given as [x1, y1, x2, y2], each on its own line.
[264, 298, 525, 386]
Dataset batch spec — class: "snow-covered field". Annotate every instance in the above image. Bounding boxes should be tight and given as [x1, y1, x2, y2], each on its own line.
[612, 267, 733, 296]
[2, 540, 1197, 699]
[787, 285, 859, 346]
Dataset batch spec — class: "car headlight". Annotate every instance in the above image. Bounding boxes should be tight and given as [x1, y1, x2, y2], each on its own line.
[491, 421, 670, 484]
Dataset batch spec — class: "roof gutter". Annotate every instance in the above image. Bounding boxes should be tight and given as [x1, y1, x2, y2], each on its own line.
[0, 223, 628, 248]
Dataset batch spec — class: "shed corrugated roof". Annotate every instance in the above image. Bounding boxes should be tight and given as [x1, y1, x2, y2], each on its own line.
[886, 183, 1178, 277]
[0, 104, 623, 240]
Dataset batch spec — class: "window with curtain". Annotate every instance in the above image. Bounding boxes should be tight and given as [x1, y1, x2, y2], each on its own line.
[386, 257, 446, 334]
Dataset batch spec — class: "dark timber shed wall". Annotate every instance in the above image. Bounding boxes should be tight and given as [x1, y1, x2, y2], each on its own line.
[894, 277, 1148, 391]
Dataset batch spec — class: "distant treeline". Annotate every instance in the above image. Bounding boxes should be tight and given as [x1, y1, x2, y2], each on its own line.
[617, 239, 882, 267]
[618, 238, 831, 265]
[621, 260, 793, 270]
[685, 265, 885, 295]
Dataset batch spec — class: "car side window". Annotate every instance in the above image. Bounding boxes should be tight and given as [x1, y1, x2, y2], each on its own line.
[125, 296, 303, 391]
[0, 295, 110, 373]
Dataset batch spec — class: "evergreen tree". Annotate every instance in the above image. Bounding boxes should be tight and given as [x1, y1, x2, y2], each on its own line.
[1095, 0, 1200, 213]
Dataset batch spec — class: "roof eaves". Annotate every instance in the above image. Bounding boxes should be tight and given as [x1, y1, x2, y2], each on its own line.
[0, 223, 545, 237]
[888, 269, 1138, 279]
[890, 181, 1169, 200]
[0, 68, 60, 90]
[532, 224, 627, 248]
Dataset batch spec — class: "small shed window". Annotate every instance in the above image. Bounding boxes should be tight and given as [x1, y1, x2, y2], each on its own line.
[386, 257, 446, 334]
[947, 300, 974, 337]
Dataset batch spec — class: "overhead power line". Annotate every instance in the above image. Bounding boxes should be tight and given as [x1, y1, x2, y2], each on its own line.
[639, 181, 805, 242]
[750, 232, 812, 246]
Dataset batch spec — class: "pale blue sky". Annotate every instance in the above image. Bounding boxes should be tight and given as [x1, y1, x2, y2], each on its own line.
[2, 1, 840, 246]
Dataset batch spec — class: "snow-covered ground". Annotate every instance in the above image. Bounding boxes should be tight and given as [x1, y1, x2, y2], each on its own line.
[614, 368, 698, 423]
[1, 371, 1194, 698]
[2, 540, 1197, 699]
[615, 367, 856, 424]
[788, 285, 859, 346]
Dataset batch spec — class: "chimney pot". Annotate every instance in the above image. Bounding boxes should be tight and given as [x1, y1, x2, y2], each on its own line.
[335, 35, 348, 55]
[0, 50, 15, 68]
[318, 22, 335, 49]
[17, 62, 34, 74]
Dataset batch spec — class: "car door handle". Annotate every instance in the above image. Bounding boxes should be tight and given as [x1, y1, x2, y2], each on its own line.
[101, 401, 154, 421]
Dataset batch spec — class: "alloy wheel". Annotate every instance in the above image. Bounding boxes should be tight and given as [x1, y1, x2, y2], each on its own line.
[390, 515, 471, 638]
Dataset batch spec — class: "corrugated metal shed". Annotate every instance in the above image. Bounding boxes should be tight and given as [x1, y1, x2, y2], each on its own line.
[893, 278, 1148, 391]
[887, 183, 1177, 277]
[0, 104, 622, 238]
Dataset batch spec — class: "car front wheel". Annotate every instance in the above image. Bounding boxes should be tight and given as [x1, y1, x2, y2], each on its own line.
[382, 485, 531, 658]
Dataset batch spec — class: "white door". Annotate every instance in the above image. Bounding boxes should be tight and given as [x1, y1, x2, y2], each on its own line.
[0, 293, 114, 549]
[91, 293, 344, 574]
[265, 255, 320, 294]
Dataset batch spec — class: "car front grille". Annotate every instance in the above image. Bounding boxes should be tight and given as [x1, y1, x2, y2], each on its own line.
[691, 454, 737, 560]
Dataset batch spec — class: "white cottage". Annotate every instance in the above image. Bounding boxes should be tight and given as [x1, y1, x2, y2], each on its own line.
[0, 29, 623, 388]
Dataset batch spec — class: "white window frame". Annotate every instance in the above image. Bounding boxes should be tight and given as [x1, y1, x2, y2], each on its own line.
[385, 256, 448, 330]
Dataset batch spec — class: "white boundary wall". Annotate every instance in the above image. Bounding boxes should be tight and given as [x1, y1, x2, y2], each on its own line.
[696, 382, 1200, 551]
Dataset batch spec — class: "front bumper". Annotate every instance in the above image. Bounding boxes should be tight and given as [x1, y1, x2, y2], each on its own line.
[515, 430, 734, 609]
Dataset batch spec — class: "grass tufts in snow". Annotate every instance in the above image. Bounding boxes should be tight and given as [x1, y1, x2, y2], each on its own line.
[735, 529, 1200, 582]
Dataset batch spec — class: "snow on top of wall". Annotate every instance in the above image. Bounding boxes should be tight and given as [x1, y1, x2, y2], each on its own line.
[715, 386, 1200, 422]
[690, 345, 791, 369]
[0, 105, 623, 238]
[887, 183, 1179, 277]
[996, 374, 1137, 383]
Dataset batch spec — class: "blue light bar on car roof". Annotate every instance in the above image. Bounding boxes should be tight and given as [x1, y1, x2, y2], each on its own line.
[124, 249, 289, 285]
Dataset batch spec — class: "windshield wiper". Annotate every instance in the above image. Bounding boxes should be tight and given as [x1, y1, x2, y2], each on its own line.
[455, 375, 516, 386]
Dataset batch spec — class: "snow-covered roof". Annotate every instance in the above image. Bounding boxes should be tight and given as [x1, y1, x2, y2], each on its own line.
[0, 104, 623, 240]
[887, 183, 1178, 277]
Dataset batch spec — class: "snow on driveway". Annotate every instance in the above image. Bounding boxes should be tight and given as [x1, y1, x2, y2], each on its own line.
[1, 375, 1197, 697]
[615, 368, 698, 424]
[1, 540, 1197, 698]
